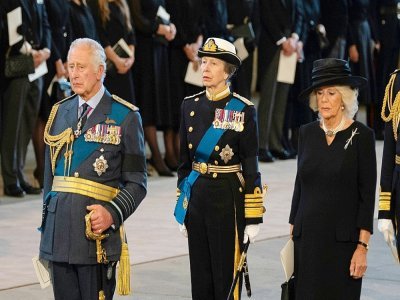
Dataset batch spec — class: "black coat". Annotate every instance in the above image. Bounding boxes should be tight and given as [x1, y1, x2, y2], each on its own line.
[290, 121, 376, 299]
[257, 0, 304, 79]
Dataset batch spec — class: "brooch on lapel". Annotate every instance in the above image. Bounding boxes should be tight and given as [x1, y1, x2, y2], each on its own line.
[93, 155, 109, 176]
[219, 144, 234, 163]
[213, 108, 245, 132]
[344, 128, 359, 150]
[85, 124, 122, 145]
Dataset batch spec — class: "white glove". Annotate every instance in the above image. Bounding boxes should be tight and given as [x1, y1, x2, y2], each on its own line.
[378, 219, 399, 262]
[179, 223, 188, 238]
[243, 224, 260, 244]
[378, 219, 395, 244]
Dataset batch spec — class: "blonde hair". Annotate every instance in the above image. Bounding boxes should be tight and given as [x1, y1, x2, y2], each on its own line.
[98, 0, 132, 31]
[309, 86, 359, 119]
[68, 38, 107, 80]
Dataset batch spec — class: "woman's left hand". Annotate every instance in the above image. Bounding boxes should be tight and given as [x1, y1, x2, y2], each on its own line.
[349, 245, 368, 279]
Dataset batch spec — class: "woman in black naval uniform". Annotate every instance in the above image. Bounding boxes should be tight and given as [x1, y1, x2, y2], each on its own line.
[176, 38, 266, 300]
[290, 58, 376, 299]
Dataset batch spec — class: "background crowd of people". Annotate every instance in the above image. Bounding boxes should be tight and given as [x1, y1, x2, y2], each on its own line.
[0, 0, 399, 196]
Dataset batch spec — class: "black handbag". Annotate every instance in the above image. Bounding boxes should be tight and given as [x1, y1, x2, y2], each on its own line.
[281, 276, 295, 300]
[4, 46, 35, 78]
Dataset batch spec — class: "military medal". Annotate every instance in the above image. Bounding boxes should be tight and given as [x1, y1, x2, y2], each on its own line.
[85, 124, 122, 145]
[213, 108, 244, 132]
[93, 155, 109, 176]
[220, 144, 234, 163]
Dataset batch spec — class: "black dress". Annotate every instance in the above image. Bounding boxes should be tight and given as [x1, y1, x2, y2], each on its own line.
[89, 0, 136, 102]
[130, 0, 173, 128]
[289, 121, 376, 300]
[68, 1, 98, 42]
[166, 0, 204, 131]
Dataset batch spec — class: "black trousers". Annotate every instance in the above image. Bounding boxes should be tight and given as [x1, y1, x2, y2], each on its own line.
[186, 175, 245, 300]
[51, 262, 116, 300]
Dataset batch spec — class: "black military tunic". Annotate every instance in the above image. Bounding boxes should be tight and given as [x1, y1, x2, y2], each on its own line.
[178, 86, 264, 300]
[380, 69, 400, 256]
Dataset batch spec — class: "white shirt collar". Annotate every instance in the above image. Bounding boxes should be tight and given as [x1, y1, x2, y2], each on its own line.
[78, 85, 105, 112]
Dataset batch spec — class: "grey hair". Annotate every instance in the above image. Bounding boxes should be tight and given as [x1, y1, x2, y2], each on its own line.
[309, 86, 359, 119]
[67, 38, 107, 81]
[224, 61, 238, 80]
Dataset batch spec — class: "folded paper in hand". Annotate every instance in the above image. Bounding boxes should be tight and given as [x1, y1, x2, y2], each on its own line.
[106, 38, 133, 75]
[233, 38, 249, 61]
[32, 256, 51, 289]
[277, 51, 297, 84]
[280, 239, 294, 282]
[184, 62, 203, 87]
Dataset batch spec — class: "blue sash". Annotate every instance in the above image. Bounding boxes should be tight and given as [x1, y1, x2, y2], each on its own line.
[54, 101, 130, 176]
[174, 97, 246, 224]
[39, 101, 130, 232]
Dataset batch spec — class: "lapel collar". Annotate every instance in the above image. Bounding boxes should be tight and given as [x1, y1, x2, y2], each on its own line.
[81, 90, 112, 133]
[20, 0, 32, 22]
[59, 96, 78, 130]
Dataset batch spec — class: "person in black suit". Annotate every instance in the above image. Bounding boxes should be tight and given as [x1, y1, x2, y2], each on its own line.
[257, 0, 304, 162]
[202, 0, 229, 39]
[290, 59, 376, 299]
[227, 0, 259, 100]
[0, 0, 51, 197]
[32, 0, 70, 189]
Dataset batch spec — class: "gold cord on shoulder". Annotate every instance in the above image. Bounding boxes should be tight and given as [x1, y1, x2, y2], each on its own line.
[381, 73, 400, 141]
[43, 105, 75, 176]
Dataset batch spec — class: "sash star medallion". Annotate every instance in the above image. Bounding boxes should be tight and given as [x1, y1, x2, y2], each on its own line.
[220, 144, 234, 163]
[93, 155, 109, 176]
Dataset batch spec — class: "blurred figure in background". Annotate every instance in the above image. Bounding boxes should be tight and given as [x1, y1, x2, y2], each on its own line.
[89, 0, 136, 102]
[129, 0, 177, 176]
[166, 0, 204, 166]
[69, 0, 98, 42]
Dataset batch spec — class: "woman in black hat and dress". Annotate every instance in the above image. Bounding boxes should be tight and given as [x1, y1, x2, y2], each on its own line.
[289, 58, 376, 299]
[176, 37, 266, 299]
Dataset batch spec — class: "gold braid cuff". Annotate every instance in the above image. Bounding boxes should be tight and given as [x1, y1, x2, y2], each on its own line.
[244, 185, 267, 218]
[379, 189, 392, 211]
[44, 104, 75, 176]
[381, 72, 400, 141]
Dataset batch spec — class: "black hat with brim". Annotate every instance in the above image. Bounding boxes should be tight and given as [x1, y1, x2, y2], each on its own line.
[299, 58, 367, 100]
[198, 38, 242, 67]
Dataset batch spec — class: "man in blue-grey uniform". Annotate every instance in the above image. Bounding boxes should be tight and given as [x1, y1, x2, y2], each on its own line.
[39, 38, 147, 300]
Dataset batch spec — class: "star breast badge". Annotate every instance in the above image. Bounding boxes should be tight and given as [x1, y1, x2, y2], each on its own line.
[219, 144, 234, 163]
[93, 155, 109, 176]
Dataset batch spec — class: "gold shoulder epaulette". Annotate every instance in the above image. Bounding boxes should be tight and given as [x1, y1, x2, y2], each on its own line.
[112, 94, 139, 111]
[233, 92, 254, 106]
[55, 93, 76, 105]
[184, 90, 206, 100]
[381, 71, 400, 140]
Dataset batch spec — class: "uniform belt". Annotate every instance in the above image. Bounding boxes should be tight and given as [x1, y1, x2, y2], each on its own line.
[192, 162, 241, 174]
[52, 176, 119, 202]
[396, 155, 400, 165]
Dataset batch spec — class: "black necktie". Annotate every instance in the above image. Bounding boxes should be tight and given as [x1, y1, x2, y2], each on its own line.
[79, 103, 90, 129]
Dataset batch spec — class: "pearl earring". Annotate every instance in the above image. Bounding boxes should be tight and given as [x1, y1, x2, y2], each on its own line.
[341, 105, 345, 110]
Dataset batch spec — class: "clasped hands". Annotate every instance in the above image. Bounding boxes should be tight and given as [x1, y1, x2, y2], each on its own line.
[179, 223, 260, 244]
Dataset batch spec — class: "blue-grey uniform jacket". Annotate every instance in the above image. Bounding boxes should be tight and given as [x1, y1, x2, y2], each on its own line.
[39, 89, 147, 264]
